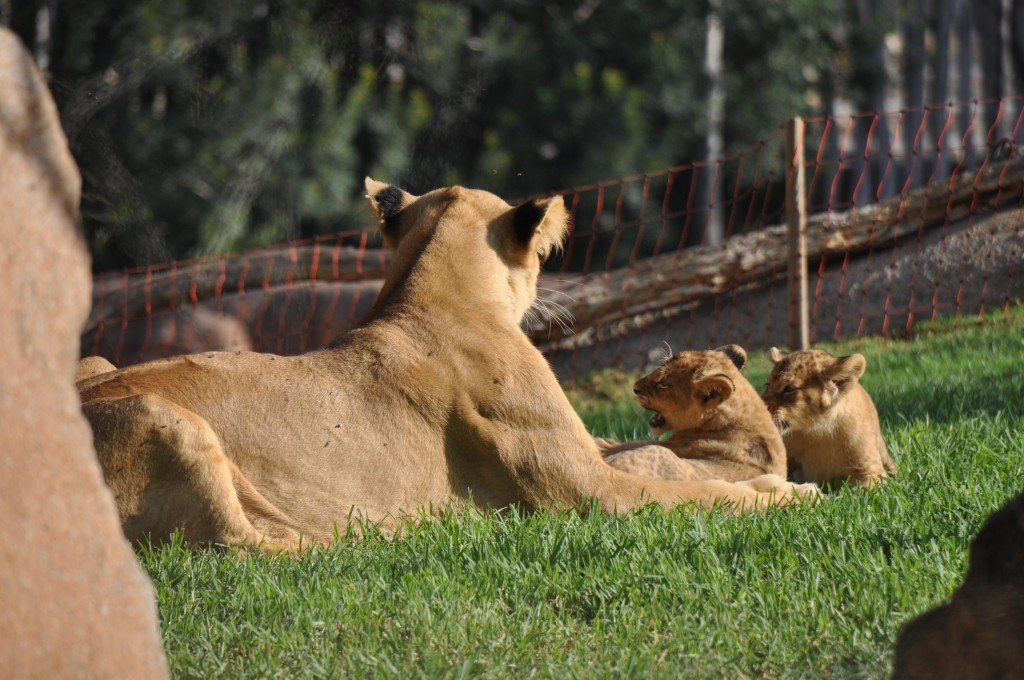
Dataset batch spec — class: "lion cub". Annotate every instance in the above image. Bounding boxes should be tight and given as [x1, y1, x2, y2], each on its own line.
[599, 345, 789, 483]
[762, 347, 896, 488]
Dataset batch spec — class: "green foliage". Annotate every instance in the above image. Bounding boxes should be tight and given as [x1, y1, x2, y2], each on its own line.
[718, 0, 842, 144]
[8, 0, 851, 270]
[138, 313, 1024, 677]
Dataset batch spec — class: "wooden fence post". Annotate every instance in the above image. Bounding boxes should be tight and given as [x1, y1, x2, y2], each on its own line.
[786, 116, 810, 350]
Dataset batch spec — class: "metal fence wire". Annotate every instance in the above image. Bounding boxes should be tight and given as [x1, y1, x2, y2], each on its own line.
[83, 97, 1024, 381]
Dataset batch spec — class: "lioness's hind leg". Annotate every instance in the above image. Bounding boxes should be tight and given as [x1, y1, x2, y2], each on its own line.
[226, 459, 305, 550]
[83, 393, 297, 552]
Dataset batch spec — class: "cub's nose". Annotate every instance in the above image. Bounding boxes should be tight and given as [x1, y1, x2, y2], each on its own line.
[633, 382, 642, 394]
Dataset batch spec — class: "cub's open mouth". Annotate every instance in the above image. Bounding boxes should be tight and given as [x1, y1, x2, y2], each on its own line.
[649, 411, 666, 429]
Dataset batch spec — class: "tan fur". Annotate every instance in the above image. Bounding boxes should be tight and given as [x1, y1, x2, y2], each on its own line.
[78, 180, 817, 552]
[762, 347, 896, 488]
[75, 355, 116, 383]
[600, 345, 790, 483]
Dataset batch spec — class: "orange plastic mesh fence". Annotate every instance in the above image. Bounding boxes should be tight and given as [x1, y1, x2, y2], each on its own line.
[83, 98, 1024, 381]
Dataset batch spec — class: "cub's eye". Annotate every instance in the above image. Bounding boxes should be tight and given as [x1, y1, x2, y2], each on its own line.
[657, 380, 669, 389]
[782, 385, 798, 395]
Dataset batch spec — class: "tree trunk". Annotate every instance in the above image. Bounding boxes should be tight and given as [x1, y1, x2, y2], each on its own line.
[957, 0, 976, 167]
[32, 0, 53, 73]
[929, 0, 954, 183]
[1011, 0, 1024, 93]
[699, 0, 725, 246]
[902, 0, 926, 191]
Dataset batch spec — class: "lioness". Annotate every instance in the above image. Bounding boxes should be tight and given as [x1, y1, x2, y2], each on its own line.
[78, 179, 815, 552]
[762, 347, 895, 488]
[598, 345, 789, 482]
[75, 355, 116, 383]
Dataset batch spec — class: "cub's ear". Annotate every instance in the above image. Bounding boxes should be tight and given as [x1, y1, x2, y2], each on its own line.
[829, 353, 867, 384]
[365, 177, 417, 242]
[509, 195, 569, 260]
[714, 344, 747, 371]
[693, 374, 735, 409]
[768, 347, 788, 364]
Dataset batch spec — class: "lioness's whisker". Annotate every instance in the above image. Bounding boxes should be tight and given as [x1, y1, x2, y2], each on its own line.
[537, 297, 576, 324]
[532, 303, 557, 337]
[537, 287, 578, 303]
[528, 303, 561, 337]
[521, 308, 542, 331]
[530, 296, 575, 336]
[529, 300, 560, 337]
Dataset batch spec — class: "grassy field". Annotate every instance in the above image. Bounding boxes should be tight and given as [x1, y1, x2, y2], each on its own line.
[140, 310, 1024, 679]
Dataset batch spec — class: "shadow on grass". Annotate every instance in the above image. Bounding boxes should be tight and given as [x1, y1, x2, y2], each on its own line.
[867, 320, 1024, 425]
[872, 363, 1024, 425]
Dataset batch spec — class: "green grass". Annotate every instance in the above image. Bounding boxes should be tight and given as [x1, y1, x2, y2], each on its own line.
[140, 309, 1024, 678]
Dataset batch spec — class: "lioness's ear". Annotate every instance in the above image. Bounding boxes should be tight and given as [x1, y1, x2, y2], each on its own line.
[365, 177, 416, 242]
[829, 353, 867, 384]
[768, 347, 788, 364]
[509, 195, 569, 259]
[693, 374, 735, 409]
[714, 344, 747, 371]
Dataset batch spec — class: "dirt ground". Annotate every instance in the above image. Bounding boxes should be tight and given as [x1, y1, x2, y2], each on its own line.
[546, 206, 1024, 380]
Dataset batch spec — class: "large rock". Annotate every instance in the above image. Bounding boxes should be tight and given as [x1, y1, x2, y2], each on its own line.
[0, 28, 168, 679]
[892, 492, 1024, 678]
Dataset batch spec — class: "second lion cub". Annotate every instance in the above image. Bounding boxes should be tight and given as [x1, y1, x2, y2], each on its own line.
[600, 345, 789, 482]
[762, 347, 896, 488]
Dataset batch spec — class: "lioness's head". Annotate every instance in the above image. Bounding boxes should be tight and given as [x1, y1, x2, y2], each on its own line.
[633, 345, 749, 435]
[364, 178, 569, 326]
[762, 348, 867, 433]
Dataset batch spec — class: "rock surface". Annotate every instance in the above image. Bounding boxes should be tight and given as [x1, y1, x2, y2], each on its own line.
[0, 27, 168, 679]
[893, 492, 1024, 679]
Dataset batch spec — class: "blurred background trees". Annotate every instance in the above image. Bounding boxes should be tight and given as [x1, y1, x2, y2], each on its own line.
[3, 0, 1020, 271]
